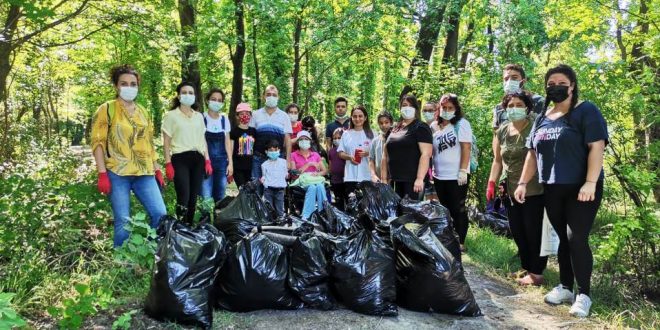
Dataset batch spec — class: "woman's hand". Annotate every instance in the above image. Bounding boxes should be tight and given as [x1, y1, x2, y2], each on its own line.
[413, 178, 424, 193]
[371, 173, 380, 183]
[578, 181, 596, 202]
[457, 169, 468, 186]
[350, 157, 360, 165]
[226, 163, 233, 177]
[97, 172, 111, 195]
[513, 184, 526, 203]
[359, 149, 369, 158]
[486, 180, 496, 201]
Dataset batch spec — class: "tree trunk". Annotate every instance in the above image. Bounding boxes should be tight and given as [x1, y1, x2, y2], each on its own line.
[0, 4, 20, 161]
[442, 1, 465, 64]
[251, 15, 261, 108]
[487, 19, 494, 54]
[178, 0, 201, 106]
[459, 19, 475, 68]
[230, 0, 246, 120]
[292, 17, 303, 104]
[406, 2, 447, 79]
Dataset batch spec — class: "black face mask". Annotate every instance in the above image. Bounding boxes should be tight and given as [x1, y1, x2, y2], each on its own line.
[546, 85, 570, 103]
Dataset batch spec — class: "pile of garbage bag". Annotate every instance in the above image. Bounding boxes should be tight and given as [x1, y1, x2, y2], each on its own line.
[145, 182, 481, 327]
[468, 204, 512, 238]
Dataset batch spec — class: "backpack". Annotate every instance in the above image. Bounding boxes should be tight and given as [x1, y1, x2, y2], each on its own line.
[453, 120, 479, 172]
[104, 100, 150, 158]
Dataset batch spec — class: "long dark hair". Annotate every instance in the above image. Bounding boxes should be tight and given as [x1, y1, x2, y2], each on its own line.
[349, 105, 374, 139]
[501, 92, 533, 114]
[170, 81, 198, 111]
[437, 93, 463, 125]
[399, 94, 420, 120]
[543, 64, 579, 112]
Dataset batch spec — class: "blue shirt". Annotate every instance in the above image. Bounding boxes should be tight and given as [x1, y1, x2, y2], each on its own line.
[325, 119, 350, 138]
[527, 101, 608, 184]
[249, 108, 293, 156]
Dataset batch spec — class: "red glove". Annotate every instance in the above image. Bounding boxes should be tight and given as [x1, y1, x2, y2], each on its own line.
[227, 174, 234, 184]
[205, 159, 213, 176]
[155, 169, 165, 188]
[97, 172, 111, 195]
[165, 162, 175, 181]
[486, 180, 496, 201]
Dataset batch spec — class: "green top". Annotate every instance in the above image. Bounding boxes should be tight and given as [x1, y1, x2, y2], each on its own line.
[496, 115, 544, 197]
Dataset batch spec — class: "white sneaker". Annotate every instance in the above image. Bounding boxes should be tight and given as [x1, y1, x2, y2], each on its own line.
[544, 285, 574, 305]
[569, 294, 592, 317]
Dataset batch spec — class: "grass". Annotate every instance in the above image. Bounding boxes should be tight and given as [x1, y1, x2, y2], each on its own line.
[464, 225, 658, 329]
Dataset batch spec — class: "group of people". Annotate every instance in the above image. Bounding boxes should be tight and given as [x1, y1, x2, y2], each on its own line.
[91, 62, 607, 318]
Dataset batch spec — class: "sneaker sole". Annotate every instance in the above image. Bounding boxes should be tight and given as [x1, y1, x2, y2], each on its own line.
[544, 298, 574, 305]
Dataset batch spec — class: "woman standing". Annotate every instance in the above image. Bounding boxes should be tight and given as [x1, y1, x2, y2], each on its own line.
[381, 95, 433, 200]
[230, 103, 256, 188]
[162, 82, 212, 224]
[91, 64, 166, 247]
[291, 130, 328, 219]
[200, 88, 233, 202]
[337, 105, 374, 196]
[515, 64, 608, 318]
[488, 92, 547, 286]
[431, 94, 473, 252]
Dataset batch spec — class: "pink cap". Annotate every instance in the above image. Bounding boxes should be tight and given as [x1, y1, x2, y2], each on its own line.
[236, 103, 252, 113]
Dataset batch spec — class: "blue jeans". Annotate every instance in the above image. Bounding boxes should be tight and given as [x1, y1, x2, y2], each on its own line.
[301, 183, 326, 219]
[201, 156, 228, 202]
[107, 170, 167, 247]
[264, 187, 285, 217]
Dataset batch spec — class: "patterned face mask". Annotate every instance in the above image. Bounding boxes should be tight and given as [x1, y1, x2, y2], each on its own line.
[238, 113, 251, 124]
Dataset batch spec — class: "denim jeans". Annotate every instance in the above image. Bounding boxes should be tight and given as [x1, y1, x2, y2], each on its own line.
[264, 187, 285, 217]
[107, 170, 167, 247]
[301, 183, 326, 219]
[201, 156, 228, 202]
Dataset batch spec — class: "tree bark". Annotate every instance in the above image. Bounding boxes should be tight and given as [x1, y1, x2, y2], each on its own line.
[251, 15, 261, 108]
[230, 0, 246, 120]
[442, 1, 465, 64]
[459, 19, 475, 68]
[406, 2, 447, 79]
[292, 17, 303, 104]
[178, 0, 201, 107]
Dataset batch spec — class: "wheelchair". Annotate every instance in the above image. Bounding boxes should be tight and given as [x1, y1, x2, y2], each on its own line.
[284, 171, 332, 217]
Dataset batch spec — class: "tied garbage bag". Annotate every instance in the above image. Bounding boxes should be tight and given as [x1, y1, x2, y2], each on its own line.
[309, 201, 361, 235]
[353, 181, 401, 222]
[330, 229, 398, 316]
[399, 199, 462, 262]
[391, 217, 482, 317]
[216, 227, 304, 312]
[468, 206, 512, 238]
[214, 180, 273, 244]
[144, 217, 227, 329]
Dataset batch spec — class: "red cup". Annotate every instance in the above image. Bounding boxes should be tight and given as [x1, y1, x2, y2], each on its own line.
[354, 148, 362, 163]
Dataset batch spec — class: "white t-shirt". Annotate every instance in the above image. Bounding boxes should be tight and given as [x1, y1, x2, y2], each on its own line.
[204, 112, 231, 134]
[432, 118, 473, 180]
[337, 129, 372, 182]
[261, 158, 288, 188]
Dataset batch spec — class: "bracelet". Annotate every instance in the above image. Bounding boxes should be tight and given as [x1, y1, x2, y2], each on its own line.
[517, 182, 527, 186]
[585, 180, 597, 183]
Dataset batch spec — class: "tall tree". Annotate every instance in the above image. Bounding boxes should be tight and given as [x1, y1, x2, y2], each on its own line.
[407, 1, 447, 80]
[442, 0, 466, 64]
[178, 0, 201, 104]
[229, 0, 246, 118]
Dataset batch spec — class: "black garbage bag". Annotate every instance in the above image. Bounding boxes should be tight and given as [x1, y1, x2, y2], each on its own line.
[288, 232, 336, 310]
[399, 199, 462, 262]
[309, 201, 361, 235]
[353, 181, 401, 222]
[330, 229, 398, 316]
[468, 206, 511, 238]
[214, 181, 273, 244]
[391, 217, 481, 317]
[144, 217, 227, 329]
[216, 228, 304, 312]
[215, 196, 234, 210]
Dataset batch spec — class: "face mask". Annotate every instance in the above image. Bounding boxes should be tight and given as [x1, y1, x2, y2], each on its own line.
[119, 86, 138, 102]
[238, 114, 251, 124]
[440, 110, 455, 121]
[266, 150, 280, 160]
[506, 107, 527, 121]
[289, 114, 298, 122]
[265, 96, 278, 108]
[400, 106, 416, 120]
[208, 101, 223, 112]
[423, 112, 435, 122]
[503, 79, 522, 94]
[546, 85, 570, 103]
[333, 139, 340, 147]
[180, 94, 195, 107]
[336, 113, 348, 120]
[298, 140, 311, 150]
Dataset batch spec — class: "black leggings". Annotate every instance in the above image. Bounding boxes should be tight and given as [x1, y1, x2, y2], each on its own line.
[508, 195, 548, 275]
[434, 177, 469, 244]
[331, 182, 347, 211]
[233, 168, 252, 189]
[544, 181, 603, 295]
[393, 181, 421, 201]
[171, 151, 205, 224]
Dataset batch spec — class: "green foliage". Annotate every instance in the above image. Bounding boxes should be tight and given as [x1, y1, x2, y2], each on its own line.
[47, 284, 113, 330]
[0, 293, 27, 329]
[114, 213, 158, 271]
[112, 309, 138, 330]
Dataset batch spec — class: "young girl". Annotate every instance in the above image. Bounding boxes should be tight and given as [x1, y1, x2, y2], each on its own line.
[291, 131, 328, 219]
[229, 103, 256, 188]
[328, 128, 346, 210]
[337, 105, 374, 196]
[369, 112, 393, 182]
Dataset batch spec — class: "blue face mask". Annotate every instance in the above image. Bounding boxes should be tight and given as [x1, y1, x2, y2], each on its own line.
[266, 150, 280, 160]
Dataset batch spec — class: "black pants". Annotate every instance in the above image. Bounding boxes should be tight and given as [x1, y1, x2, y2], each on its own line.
[172, 151, 205, 224]
[233, 168, 252, 189]
[331, 182, 347, 211]
[508, 195, 548, 274]
[344, 182, 358, 199]
[434, 177, 469, 244]
[393, 181, 421, 201]
[544, 182, 603, 296]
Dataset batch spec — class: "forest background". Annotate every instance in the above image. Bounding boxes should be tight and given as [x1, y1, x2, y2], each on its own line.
[0, 0, 657, 328]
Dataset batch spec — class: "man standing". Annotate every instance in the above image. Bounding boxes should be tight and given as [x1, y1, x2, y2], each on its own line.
[250, 85, 293, 180]
[325, 97, 350, 150]
[492, 64, 545, 129]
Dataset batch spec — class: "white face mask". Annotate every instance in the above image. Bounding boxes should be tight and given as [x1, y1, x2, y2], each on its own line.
[180, 94, 195, 107]
[119, 86, 138, 102]
[265, 96, 278, 108]
[333, 139, 340, 147]
[298, 140, 311, 150]
[400, 106, 416, 120]
[289, 113, 298, 122]
[506, 107, 527, 121]
[422, 111, 435, 122]
[208, 101, 223, 112]
[440, 110, 455, 121]
[503, 79, 522, 94]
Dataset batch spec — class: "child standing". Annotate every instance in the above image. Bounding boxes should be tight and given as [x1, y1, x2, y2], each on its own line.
[261, 140, 288, 216]
[230, 103, 256, 188]
[328, 128, 346, 210]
